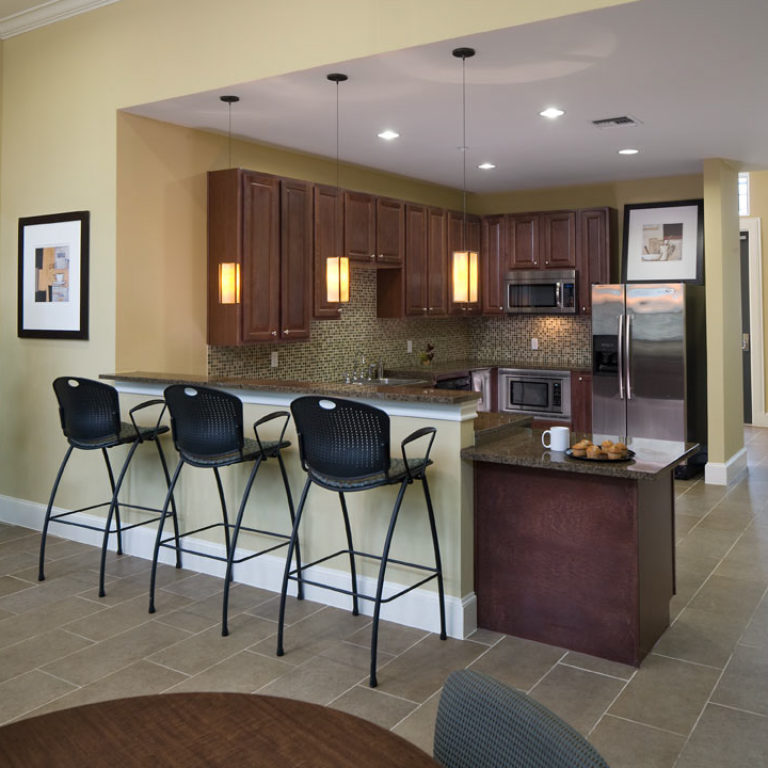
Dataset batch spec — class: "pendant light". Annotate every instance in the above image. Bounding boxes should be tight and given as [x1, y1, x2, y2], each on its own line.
[451, 47, 478, 306]
[218, 95, 241, 304]
[326, 73, 350, 305]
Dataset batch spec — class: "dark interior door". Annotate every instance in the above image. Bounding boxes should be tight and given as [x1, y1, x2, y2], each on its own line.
[741, 231, 752, 424]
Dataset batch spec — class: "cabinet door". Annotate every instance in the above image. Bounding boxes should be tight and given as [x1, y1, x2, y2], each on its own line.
[344, 190, 376, 263]
[481, 215, 506, 315]
[242, 173, 281, 342]
[404, 204, 429, 315]
[577, 208, 614, 314]
[508, 214, 539, 269]
[540, 211, 576, 268]
[375, 197, 404, 264]
[571, 370, 593, 434]
[313, 184, 343, 319]
[280, 179, 312, 340]
[427, 207, 448, 315]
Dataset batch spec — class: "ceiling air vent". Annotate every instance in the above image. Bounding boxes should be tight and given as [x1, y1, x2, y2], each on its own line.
[591, 115, 642, 129]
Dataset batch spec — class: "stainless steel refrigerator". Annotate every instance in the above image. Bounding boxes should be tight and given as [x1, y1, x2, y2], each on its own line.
[592, 283, 707, 451]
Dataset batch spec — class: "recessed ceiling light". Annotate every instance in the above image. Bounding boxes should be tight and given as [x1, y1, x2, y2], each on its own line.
[539, 107, 565, 119]
[377, 129, 399, 141]
[618, 148, 640, 155]
[478, 162, 496, 170]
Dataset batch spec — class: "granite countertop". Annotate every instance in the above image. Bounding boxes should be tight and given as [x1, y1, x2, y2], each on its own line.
[387, 360, 591, 381]
[101, 371, 482, 406]
[461, 427, 699, 479]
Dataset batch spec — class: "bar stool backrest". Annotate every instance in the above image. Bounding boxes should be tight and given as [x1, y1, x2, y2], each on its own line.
[291, 396, 390, 480]
[53, 377, 121, 444]
[164, 385, 244, 462]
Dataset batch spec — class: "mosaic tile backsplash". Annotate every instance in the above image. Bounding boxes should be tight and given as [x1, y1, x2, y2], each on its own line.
[209, 269, 592, 381]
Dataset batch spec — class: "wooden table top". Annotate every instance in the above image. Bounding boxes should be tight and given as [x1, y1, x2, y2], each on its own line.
[0, 692, 439, 767]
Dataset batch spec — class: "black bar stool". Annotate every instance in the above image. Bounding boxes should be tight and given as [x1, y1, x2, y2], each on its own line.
[276, 395, 446, 687]
[40, 377, 180, 597]
[148, 384, 302, 636]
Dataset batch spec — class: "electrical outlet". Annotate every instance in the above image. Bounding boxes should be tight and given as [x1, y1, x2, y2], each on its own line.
[531, 338, 539, 350]
[407, 340, 413, 353]
[270, 351, 279, 367]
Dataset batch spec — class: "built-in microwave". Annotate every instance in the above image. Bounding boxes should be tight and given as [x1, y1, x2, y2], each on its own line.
[504, 269, 576, 314]
[497, 368, 571, 420]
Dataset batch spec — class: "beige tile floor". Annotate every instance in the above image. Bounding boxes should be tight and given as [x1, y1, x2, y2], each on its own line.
[1, 427, 767, 766]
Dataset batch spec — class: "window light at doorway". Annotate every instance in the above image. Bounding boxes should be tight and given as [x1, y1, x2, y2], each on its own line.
[739, 172, 750, 216]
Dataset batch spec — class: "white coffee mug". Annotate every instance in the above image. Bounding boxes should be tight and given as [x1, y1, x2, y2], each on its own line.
[541, 425, 570, 452]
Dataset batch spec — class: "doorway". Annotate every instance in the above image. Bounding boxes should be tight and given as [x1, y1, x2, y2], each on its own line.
[740, 230, 751, 423]
[740, 217, 765, 426]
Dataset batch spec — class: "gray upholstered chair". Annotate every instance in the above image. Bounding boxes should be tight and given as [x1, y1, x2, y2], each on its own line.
[434, 670, 610, 768]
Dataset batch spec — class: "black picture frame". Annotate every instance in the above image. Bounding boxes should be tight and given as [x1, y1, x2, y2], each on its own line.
[621, 199, 704, 284]
[17, 211, 90, 339]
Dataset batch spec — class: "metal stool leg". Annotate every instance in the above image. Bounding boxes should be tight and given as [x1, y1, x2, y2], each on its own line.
[149, 459, 183, 614]
[421, 475, 447, 641]
[277, 477, 311, 657]
[338, 492, 359, 616]
[222, 457, 262, 636]
[213, 467, 232, 581]
[101, 448, 122, 556]
[98, 440, 140, 597]
[277, 452, 302, 600]
[369, 478, 409, 688]
[154, 437, 182, 569]
[38, 445, 74, 582]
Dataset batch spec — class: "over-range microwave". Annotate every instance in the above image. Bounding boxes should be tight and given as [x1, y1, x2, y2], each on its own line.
[504, 269, 577, 314]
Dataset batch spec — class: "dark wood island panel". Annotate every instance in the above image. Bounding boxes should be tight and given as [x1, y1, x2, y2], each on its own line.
[473, 461, 675, 666]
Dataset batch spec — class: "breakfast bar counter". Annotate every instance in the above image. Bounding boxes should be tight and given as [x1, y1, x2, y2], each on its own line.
[461, 429, 697, 666]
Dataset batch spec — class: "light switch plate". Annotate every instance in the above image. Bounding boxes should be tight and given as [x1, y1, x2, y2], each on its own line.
[531, 338, 539, 350]
[270, 351, 279, 367]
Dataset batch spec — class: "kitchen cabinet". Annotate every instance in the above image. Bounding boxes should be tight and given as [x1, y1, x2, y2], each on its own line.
[313, 184, 343, 319]
[207, 169, 311, 345]
[576, 207, 617, 315]
[571, 370, 593, 433]
[403, 204, 448, 316]
[448, 211, 481, 315]
[343, 191, 404, 266]
[481, 215, 507, 314]
[508, 211, 575, 270]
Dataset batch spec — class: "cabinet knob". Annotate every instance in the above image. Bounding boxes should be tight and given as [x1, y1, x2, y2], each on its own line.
[284, 329, 290, 335]
[370, 254, 376, 260]
[337, 307, 343, 313]
[499, 306, 503, 311]
[271, 330, 277, 336]
[582, 306, 586, 311]
[579, 376, 583, 382]
[421, 307, 427, 312]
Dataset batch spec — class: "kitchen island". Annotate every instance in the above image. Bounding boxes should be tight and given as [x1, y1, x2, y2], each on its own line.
[100, 372, 528, 641]
[461, 429, 698, 665]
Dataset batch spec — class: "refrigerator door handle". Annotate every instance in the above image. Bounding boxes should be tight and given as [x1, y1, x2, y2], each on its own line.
[625, 314, 632, 400]
[617, 314, 625, 400]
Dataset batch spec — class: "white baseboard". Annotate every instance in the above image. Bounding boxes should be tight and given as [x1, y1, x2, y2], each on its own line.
[0, 494, 475, 639]
[704, 447, 748, 485]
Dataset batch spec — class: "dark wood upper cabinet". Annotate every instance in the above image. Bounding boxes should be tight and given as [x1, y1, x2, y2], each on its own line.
[427, 207, 448, 315]
[279, 179, 312, 340]
[313, 184, 343, 319]
[576, 207, 616, 315]
[571, 370, 593, 433]
[375, 197, 405, 265]
[207, 169, 311, 345]
[540, 210, 576, 268]
[481, 215, 507, 315]
[343, 191, 403, 266]
[404, 203, 429, 315]
[508, 214, 539, 269]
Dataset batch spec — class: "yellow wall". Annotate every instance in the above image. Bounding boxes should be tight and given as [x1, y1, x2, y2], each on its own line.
[1, 0, 635, 506]
[747, 170, 768, 412]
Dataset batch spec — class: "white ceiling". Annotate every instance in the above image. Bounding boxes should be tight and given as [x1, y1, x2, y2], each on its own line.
[124, 0, 768, 194]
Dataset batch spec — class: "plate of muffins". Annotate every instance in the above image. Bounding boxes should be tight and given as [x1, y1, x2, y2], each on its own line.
[566, 439, 635, 462]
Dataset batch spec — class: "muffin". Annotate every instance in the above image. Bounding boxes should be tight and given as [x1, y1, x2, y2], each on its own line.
[570, 438, 591, 457]
[607, 442, 628, 460]
[586, 444, 604, 460]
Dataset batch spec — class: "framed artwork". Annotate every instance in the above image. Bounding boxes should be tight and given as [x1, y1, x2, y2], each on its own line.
[17, 211, 90, 339]
[621, 199, 704, 284]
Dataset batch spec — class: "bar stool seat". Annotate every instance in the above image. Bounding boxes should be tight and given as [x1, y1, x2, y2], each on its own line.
[39, 376, 180, 597]
[148, 384, 301, 636]
[277, 395, 447, 688]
